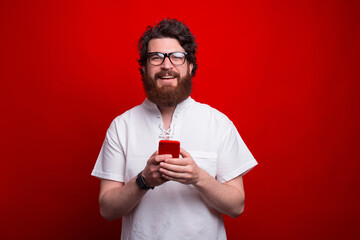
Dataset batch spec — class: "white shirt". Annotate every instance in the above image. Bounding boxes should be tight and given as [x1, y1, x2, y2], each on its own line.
[92, 97, 257, 240]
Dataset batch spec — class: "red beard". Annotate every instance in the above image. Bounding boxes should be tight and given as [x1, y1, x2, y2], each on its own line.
[142, 69, 192, 108]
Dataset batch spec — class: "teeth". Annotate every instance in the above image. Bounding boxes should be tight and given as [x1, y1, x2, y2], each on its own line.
[161, 76, 174, 79]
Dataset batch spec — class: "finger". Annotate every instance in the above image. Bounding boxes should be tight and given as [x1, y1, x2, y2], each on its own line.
[164, 158, 188, 166]
[153, 154, 172, 163]
[179, 148, 191, 158]
[160, 161, 186, 172]
[150, 150, 158, 158]
[161, 174, 185, 182]
[159, 167, 188, 179]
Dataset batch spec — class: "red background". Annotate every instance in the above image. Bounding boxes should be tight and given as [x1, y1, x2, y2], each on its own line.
[1, 0, 359, 239]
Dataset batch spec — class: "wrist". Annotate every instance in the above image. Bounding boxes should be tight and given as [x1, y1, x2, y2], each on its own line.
[136, 171, 154, 190]
[193, 169, 209, 188]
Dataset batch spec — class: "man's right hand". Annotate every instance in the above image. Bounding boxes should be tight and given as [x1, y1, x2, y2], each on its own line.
[99, 151, 173, 221]
[142, 151, 172, 187]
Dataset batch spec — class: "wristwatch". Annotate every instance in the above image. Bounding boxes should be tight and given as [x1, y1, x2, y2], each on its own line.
[136, 171, 154, 190]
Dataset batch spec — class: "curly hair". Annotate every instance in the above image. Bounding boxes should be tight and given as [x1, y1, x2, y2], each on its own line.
[138, 19, 198, 77]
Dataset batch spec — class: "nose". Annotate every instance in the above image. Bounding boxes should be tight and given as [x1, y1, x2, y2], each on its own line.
[161, 56, 173, 69]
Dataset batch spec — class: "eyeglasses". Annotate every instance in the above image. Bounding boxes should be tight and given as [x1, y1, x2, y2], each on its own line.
[147, 52, 188, 66]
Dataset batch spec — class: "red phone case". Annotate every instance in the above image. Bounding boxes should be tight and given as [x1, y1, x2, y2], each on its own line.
[158, 140, 180, 158]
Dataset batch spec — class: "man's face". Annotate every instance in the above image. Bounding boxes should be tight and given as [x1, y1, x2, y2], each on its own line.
[142, 38, 194, 108]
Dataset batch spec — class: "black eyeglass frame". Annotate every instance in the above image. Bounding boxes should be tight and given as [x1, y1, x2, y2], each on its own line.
[147, 52, 188, 66]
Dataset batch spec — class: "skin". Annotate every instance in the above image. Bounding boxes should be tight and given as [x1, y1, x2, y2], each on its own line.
[144, 38, 193, 90]
[98, 38, 246, 221]
[143, 38, 193, 128]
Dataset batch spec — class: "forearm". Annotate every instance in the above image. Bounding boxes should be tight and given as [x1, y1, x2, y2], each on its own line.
[98, 152, 169, 221]
[99, 177, 147, 221]
[194, 170, 245, 218]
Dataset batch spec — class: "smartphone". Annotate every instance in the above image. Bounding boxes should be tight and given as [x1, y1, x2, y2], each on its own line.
[158, 140, 180, 158]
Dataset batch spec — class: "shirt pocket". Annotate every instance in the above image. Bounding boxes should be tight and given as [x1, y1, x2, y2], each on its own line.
[189, 151, 218, 178]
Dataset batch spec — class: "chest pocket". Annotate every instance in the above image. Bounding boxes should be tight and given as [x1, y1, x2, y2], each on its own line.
[189, 151, 218, 178]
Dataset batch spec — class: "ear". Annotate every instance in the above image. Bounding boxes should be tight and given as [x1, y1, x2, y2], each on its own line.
[189, 63, 193, 75]
[139, 65, 147, 81]
[141, 65, 147, 79]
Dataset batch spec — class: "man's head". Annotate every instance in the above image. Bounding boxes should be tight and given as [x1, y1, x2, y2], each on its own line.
[138, 19, 198, 108]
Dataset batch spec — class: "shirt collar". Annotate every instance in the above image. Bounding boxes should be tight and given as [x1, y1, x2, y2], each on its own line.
[143, 97, 194, 116]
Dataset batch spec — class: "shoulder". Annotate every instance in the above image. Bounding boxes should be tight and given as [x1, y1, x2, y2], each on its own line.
[189, 99, 233, 125]
[109, 100, 151, 129]
[114, 100, 153, 121]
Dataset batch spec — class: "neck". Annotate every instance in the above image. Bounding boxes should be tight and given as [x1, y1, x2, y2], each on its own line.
[158, 105, 176, 131]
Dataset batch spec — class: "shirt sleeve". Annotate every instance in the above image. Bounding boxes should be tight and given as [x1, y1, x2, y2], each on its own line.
[91, 119, 126, 182]
[216, 121, 258, 183]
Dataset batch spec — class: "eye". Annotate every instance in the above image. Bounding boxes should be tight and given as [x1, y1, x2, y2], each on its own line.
[172, 52, 185, 59]
[150, 53, 164, 61]
[151, 56, 161, 60]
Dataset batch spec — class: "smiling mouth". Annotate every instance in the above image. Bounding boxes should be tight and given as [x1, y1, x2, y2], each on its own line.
[155, 71, 179, 80]
[159, 75, 175, 80]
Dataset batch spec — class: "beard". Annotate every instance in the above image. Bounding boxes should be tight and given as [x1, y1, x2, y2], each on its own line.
[142, 68, 192, 108]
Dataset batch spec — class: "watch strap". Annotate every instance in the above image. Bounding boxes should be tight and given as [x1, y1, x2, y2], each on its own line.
[136, 171, 154, 190]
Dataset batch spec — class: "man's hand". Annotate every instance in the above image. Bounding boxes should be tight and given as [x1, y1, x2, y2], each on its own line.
[159, 148, 245, 218]
[158, 148, 203, 185]
[142, 151, 172, 187]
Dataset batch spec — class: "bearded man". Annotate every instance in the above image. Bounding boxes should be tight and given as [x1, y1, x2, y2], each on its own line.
[91, 19, 257, 240]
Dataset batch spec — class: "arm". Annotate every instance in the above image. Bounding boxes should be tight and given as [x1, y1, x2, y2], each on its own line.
[159, 148, 245, 218]
[99, 178, 144, 221]
[194, 171, 245, 218]
[98, 152, 171, 221]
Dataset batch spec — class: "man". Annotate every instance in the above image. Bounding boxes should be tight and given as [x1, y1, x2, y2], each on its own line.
[91, 19, 257, 240]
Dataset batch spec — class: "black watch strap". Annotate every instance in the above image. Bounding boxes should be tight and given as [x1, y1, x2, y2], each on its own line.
[136, 171, 154, 190]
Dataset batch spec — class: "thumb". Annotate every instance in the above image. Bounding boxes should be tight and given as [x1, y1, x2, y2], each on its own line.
[150, 150, 159, 157]
[179, 148, 190, 158]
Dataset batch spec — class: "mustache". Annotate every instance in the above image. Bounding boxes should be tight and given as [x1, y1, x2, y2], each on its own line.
[154, 70, 180, 79]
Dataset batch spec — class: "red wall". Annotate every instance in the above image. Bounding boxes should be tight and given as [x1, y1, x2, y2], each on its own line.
[1, 0, 359, 239]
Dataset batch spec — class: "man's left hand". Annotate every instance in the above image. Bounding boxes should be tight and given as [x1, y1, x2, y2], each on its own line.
[159, 148, 203, 185]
